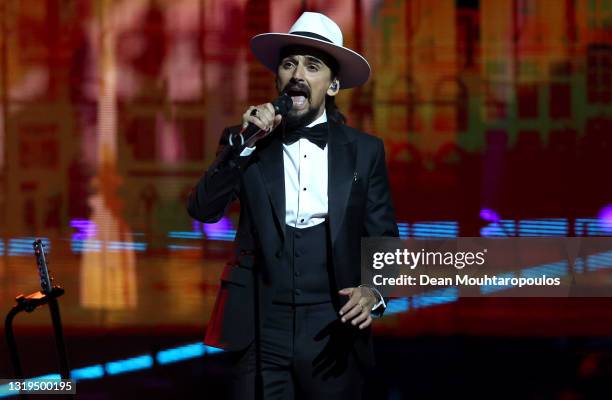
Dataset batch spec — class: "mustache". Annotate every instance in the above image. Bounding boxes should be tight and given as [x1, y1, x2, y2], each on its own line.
[282, 83, 311, 98]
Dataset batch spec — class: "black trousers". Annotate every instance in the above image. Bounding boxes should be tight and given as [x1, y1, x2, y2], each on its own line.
[230, 301, 365, 399]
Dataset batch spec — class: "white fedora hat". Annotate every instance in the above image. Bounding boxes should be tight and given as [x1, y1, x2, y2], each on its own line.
[250, 12, 371, 89]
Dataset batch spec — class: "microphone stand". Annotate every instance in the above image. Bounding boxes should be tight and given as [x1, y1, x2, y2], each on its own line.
[4, 286, 70, 400]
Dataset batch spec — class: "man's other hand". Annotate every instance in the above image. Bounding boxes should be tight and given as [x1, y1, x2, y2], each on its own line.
[338, 286, 377, 329]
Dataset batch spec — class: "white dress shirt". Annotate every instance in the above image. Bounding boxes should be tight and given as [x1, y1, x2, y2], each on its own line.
[282, 112, 328, 228]
[241, 111, 328, 228]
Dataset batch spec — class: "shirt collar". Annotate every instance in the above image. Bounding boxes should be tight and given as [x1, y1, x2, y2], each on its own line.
[306, 110, 327, 128]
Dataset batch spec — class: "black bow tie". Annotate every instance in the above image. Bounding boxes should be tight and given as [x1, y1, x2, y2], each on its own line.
[282, 122, 329, 149]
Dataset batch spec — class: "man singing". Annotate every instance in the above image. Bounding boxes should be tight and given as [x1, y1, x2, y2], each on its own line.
[187, 12, 398, 400]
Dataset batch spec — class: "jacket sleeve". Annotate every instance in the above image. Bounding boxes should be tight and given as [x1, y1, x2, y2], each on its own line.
[187, 127, 255, 223]
[364, 138, 399, 318]
[365, 138, 399, 238]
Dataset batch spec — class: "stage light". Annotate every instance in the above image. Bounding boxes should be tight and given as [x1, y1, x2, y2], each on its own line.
[480, 208, 500, 222]
[202, 217, 236, 241]
[598, 204, 612, 234]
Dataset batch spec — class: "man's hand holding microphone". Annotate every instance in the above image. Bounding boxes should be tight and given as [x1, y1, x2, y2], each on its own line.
[231, 94, 293, 149]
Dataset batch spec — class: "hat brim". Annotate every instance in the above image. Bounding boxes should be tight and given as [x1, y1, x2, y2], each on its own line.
[250, 33, 371, 89]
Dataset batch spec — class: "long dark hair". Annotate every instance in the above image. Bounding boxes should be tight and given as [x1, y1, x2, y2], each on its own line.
[325, 94, 346, 125]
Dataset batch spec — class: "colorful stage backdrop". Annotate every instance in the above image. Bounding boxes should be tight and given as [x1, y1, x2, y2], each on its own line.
[2, 0, 611, 242]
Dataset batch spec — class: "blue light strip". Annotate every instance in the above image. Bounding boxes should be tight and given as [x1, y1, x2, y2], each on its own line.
[168, 231, 204, 239]
[397, 223, 410, 239]
[482, 219, 572, 237]
[69, 240, 146, 253]
[412, 221, 458, 238]
[586, 250, 612, 271]
[105, 355, 154, 375]
[156, 343, 206, 365]
[574, 258, 585, 274]
[0, 342, 223, 398]
[0, 239, 4, 256]
[519, 219, 568, 236]
[204, 230, 237, 241]
[412, 287, 459, 308]
[206, 345, 224, 354]
[26, 374, 61, 381]
[0, 386, 11, 397]
[168, 244, 201, 251]
[384, 297, 410, 315]
[575, 218, 607, 236]
[106, 241, 147, 252]
[481, 220, 517, 237]
[520, 261, 568, 279]
[8, 237, 51, 256]
[480, 272, 516, 295]
[71, 240, 102, 253]
[71, 364, 105, 380]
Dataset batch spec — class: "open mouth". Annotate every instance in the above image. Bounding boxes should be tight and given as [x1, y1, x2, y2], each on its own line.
[285, 87, 310, 109]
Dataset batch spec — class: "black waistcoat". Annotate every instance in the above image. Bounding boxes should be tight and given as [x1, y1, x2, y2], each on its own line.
[271, 221, 334, 304]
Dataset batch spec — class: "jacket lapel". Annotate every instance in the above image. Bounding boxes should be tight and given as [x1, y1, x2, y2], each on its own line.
[256, 134, 286, 239]
[328, 123, 356, 244]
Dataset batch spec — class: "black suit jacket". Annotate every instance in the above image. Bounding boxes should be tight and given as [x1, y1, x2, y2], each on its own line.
[187, 121, 398, 368]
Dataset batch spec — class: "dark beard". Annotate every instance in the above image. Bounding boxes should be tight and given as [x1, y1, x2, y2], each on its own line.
[283, 106, 320, 132]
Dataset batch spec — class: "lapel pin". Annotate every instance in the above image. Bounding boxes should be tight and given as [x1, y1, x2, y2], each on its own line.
[353, 172, 358, 182]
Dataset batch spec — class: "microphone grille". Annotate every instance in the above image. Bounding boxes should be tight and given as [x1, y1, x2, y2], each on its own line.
[273, 93, 293, 117]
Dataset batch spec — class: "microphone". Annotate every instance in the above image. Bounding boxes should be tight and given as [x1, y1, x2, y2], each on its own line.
[230, 93, 293, 147]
